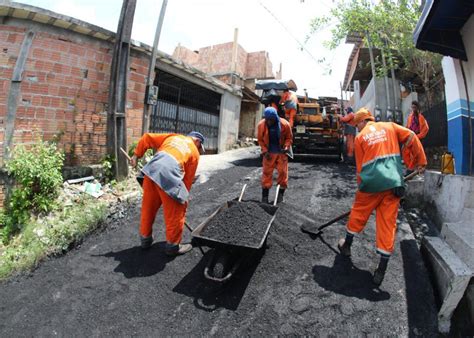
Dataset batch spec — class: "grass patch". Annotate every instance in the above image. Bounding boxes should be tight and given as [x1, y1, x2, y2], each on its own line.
[0, 195, 108, 280]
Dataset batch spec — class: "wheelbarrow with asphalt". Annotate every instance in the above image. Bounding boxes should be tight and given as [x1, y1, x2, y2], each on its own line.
[190, 185, 280, 283]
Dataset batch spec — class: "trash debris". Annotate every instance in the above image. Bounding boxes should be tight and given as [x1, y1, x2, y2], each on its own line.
[66, 176, 95, 185]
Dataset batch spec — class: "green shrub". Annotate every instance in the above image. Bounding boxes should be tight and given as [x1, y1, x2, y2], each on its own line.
[2, 140, 64, 242]
[101, 154, 115, 183]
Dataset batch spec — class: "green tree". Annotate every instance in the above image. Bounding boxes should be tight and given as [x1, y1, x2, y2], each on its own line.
[308, 0, 442, 107]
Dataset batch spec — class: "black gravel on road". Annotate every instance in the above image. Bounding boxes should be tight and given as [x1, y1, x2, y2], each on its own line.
[200, 201, 273, 247]
[0, 156, 439, 336]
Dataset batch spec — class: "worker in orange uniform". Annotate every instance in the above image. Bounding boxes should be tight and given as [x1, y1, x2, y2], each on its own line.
[279, 89, 299, 127]
[130, 131, 205, 255]
[338, 107, 357, 164]
[405, 100, 429, 173]
[258, 107, 293, 204]
[337, 108, 427, 286]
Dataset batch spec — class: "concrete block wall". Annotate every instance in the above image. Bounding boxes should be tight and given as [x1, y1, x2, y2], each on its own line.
[423, 171, 474, 228]
[0, 23, 148, 168]
[409, 171, 474, 333]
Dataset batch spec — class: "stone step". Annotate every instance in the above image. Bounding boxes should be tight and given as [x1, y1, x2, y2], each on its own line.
[441, 222, 474, 271]
[421, 236, 472, 333]
[460, 208, 474, 222]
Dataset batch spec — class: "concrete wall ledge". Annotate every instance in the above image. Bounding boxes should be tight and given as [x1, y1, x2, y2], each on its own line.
[441, 222, 474, 272]
[421, 236, 472, 333]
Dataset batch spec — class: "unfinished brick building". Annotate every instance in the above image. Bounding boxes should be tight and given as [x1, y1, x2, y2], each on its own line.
[0, 2, 243, 205]
[173, 29, 282, 139]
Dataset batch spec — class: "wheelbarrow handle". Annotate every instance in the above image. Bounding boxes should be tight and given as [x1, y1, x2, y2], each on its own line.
[184, 221, 205, 256]
[238, 184, 247, 202]
[274, 184, 280, 206]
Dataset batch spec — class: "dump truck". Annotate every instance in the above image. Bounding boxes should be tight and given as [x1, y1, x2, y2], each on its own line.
[255, 79, 343, 159]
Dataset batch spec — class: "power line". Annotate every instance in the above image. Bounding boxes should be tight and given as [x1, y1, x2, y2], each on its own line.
[259, 1, 323, 68]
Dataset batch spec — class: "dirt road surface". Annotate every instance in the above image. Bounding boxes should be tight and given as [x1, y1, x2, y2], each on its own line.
[0, 151, 438, 336]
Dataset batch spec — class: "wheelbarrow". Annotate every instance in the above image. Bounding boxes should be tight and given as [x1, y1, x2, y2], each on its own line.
[191, 185, 280, 283]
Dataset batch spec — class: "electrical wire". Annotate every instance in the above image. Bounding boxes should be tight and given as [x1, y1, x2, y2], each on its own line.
[259, 1, 323, 68]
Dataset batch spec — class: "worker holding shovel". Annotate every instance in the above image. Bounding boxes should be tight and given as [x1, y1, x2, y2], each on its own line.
[338, 108, 427, 286]
[130, 131, 205, 255]
[257, 107, 293, 204]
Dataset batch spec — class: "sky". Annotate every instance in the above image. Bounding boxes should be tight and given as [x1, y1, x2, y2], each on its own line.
[18, 0, 354, 98]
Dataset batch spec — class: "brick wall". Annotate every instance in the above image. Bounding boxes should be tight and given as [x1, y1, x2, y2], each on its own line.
[172, 45, 199, 66]
[0, 24, 148, 167]
[246, 51, 274, 79]
[172, 42, 274, 80]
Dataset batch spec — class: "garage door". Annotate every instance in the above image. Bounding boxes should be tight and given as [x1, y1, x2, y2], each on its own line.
[150, 70, 221, 152]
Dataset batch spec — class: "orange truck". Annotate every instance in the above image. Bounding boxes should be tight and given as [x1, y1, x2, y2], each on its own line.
[293, 97, 343, 158]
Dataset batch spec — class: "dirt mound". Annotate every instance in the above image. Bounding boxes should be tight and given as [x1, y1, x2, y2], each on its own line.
[200, 201, 273, 247]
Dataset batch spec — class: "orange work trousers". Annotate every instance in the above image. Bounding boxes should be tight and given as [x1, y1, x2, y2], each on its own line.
[140, 175, 187, 245]
[346, 190, 401, 255]
[285, 108, 296, 128]
[346, 134, 355, 157]
[262, 153, 288, 189]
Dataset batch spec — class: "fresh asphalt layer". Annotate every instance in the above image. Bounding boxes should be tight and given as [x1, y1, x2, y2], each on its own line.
[0, 156, 438, 336]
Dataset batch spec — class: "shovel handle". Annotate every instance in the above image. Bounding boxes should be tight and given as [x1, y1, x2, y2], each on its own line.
[120, 147, 132, 162]
[316, 170, 420, 232]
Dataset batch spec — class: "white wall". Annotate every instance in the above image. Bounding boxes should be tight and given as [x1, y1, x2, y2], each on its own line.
[402, 92, 418, 125]
[355, 77, 376, 112]
[218, 91, 241, 152]
[461, 15, 474, 102]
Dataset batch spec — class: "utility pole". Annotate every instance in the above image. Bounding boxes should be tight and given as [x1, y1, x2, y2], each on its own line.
[365, 30, 380, 121]
[142, 0, 168, 134]
[107, 0, 137, 180]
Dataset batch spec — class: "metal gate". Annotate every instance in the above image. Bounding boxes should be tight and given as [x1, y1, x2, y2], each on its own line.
[150, 71, 221, 152]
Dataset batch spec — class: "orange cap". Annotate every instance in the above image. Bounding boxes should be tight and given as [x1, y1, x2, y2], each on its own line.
[353, 108, 375, 124]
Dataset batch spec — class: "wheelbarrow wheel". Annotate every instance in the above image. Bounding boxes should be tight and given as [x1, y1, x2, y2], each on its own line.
[213, 252, 230, 279]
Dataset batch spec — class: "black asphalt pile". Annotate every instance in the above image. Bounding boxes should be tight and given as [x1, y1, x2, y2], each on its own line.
[200, 201, 272, 247]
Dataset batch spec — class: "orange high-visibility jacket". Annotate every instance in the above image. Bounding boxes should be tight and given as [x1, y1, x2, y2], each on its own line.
[406, 112, 429, 140]
[339, 112, 357, 135]
[257, 118, 293, 154]
[355, 121, 427, 192]
[134, 133, 200, 203]
[279, 91, 298, 110]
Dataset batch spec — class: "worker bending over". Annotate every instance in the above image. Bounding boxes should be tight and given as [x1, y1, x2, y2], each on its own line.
[258, 107, 293, 204]
[279, 89, 299, 128]
[131, 131, 205, 255]
[337, 108, 426, 286]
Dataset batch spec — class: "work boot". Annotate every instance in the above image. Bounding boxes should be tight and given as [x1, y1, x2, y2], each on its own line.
[372, 255, 389, 286]
[276, 189, 285, 203]
[337, 238, 352, 257]
[165, 243, 193, 256]
[140, 235, 153, 250]
[262, 188, 269, 204]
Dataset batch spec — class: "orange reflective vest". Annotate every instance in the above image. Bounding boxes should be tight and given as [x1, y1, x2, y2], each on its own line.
[257, 117, 293, 154]
[134, 133, 200, 203]
[279, 91, 298, 110]
[355, 121, 427, 192]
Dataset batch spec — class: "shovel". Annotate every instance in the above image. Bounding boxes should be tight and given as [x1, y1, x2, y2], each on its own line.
[300, 170, 420, 237]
